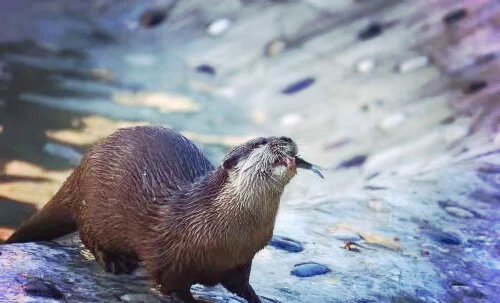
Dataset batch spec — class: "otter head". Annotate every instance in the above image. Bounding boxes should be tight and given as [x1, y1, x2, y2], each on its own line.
[221, 136, 322, 197]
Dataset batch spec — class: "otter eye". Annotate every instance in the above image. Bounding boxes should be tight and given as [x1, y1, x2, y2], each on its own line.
[255, 138, 268, 147]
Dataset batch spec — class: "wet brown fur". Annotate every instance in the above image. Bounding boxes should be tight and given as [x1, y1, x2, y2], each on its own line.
[5, 126, 300, 303]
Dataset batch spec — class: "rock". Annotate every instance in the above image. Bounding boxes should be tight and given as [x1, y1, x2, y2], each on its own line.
[281, 77, 315, 95]
[291, 262, 331, 277]
[396, 56, 429, 73]
[331, 229, 361, 242]
[336, 155, 367, 169]
[357, 22, 383, 41]
[463, 80, 487, 94]
[355, 59, 376, 74]
[443, 8, 468, 25]
[424, 231, 462, 246]
[269, 236, 304, 253]
[206, 18, 232, 36]
[195, 64, 216, 75]
[139, 9, 168, 28]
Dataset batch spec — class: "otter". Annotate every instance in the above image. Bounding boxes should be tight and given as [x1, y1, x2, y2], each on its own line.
[5, 126, 323, 303]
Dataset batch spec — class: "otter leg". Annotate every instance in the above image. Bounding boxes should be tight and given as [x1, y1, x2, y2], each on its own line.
[94, 249, 139, 275]
[221, 262, 262, 303]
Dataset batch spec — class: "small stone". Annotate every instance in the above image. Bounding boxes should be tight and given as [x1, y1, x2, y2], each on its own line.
[265, 39, 287, 57]
[463, 80, 487, 94]
[358, 22, 383, 41]
[280, 113, 303, 127]
[281, 77, 315, 94]
[425, 231, 462, 246]
[355, 59, 375, 73]
[196, 64, 216, 75]
[291, 262, 331, 277]
[379, 113, 405, 130]
[23, 278, 64, 299]
[336, 155, 367, 169]
[443, 8, 468, 25]
[269, 236, 304, 252]
[139, 9, 168, 28]
[444, 206, 475, 218]
[331, 229, 361, 242]
[396, 56, 429, 73]
[206, 18, 232, 36]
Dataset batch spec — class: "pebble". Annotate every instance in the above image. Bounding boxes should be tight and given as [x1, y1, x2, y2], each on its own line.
[22, 277, 64, 299]
[331, 229, 361, 241]
[269, 236, 304, 253]
[358, 22, 383, 41]
[139, 9, 168, 28]
[281, 77, 315, 95]
[396, 56, 429, 73]
[291, 262, 331, 277]
[443, 8, 468, 25]
[425, 231, 462, 246]
[336, 155, 367, 169]
[463, 80, 487, 94]
[355, 59, 375, 73]
[206, 18, 232, 36]
[196, 64, 216, 75]
[444, 206, 475, 218]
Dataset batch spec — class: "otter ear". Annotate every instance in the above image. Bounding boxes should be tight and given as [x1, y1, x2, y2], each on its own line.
[222, 155, 239, 170]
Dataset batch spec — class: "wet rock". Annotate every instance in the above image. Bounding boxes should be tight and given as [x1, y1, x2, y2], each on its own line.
[463, 80, 487, 94]
[396, 56, 429, 73]
[206, 18, 232, 36]
[331, 229, 361, 242]
[291, 262, 331, 277]
[336, 155, 367, 169]
[269, 236, 304, 253]
[443, 8, 468, 25]
[281, 77, 315, 95]
[425, 231, 462, 246]
[357, 22, 383, 41]
[196, 64, 216, 76]
[20, 277, 64, 299]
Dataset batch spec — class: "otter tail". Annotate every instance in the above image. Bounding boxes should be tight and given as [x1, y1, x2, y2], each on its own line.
[4, 175, 79, 244]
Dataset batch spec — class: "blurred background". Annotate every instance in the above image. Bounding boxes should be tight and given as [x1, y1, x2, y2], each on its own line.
[0, 0, 499, 302]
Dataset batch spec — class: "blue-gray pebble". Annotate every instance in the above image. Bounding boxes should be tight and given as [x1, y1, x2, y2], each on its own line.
[291, 262, 331, 277]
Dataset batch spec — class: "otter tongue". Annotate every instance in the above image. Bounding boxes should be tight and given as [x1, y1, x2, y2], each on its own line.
[295, 157, 324, 179]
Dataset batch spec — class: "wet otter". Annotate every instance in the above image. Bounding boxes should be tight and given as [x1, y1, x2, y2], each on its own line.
[5, 126, 322, 303]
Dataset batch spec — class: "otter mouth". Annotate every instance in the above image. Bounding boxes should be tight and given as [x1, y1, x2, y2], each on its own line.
[295, 157, 324, 179]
